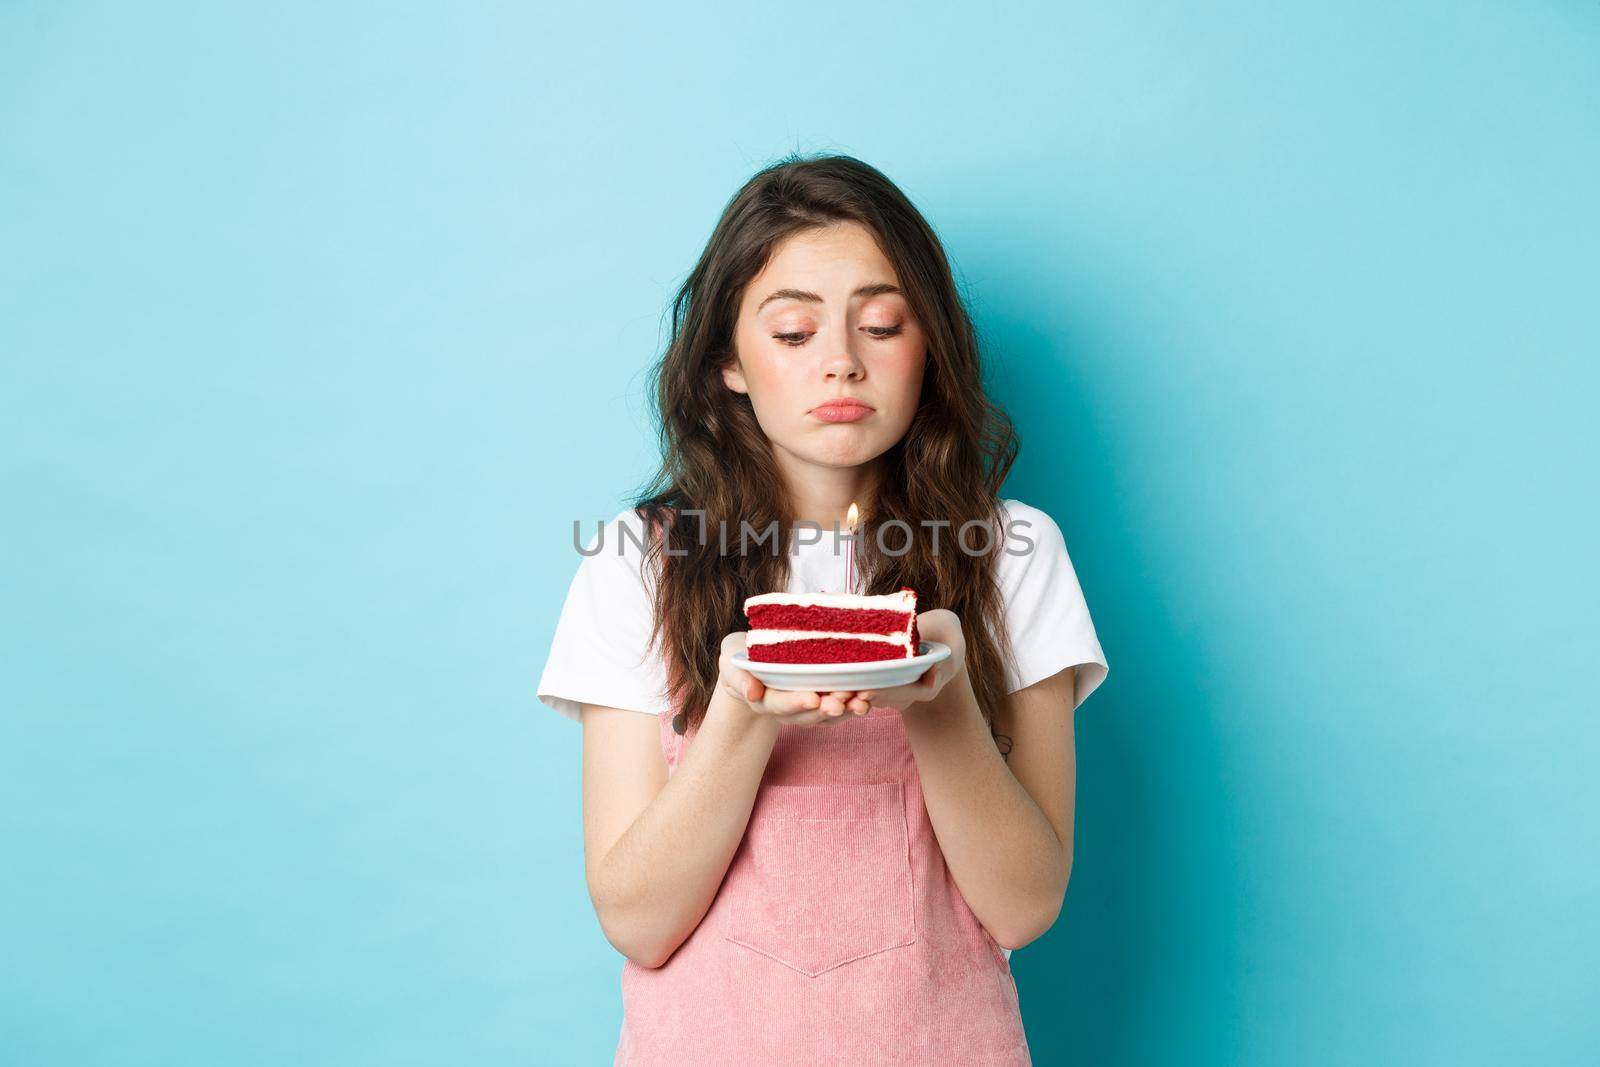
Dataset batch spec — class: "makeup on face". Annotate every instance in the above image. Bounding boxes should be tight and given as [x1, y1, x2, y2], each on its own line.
[809, 398, 876, 423]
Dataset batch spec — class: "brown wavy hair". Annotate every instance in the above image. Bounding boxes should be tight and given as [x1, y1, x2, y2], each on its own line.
[629, 153, 1021, 734]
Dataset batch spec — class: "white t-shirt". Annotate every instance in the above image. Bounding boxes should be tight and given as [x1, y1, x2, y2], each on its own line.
[537, 498, 1109, 722]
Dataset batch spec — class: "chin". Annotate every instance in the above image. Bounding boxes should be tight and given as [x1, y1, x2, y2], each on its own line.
[811, 443, 894, 468]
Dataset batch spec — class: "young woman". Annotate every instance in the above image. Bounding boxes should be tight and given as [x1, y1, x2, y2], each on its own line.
[538, 154, 1109, 1065]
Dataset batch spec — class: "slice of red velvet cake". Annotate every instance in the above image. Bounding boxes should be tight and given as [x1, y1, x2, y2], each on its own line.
[743, 588, 920, 664]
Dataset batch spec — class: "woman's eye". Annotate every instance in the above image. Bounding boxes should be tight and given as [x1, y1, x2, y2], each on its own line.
[771, 326, 903, 347]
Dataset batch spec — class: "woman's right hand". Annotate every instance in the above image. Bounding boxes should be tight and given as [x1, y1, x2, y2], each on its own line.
[718, 633, 870, 727]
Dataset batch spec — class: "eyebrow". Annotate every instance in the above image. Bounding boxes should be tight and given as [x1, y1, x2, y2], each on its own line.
[756, 282, 903, 312]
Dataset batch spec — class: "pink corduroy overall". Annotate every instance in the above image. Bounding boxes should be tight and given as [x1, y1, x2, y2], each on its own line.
[612, 702, 1032, 1065]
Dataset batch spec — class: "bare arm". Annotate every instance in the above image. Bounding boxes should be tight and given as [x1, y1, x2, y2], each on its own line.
[857, 609, 1077, 951]
[581, 691, 777, 968]
[580, 636, 871, 968]
[905, 663, 1077, 952]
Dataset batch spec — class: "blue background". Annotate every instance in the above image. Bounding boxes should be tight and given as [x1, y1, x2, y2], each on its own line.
[4, 3, 1596, 1064]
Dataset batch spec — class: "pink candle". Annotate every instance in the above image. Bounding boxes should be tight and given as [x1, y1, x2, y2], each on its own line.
[845, 501, 859, 593]
[846, 531, 853, 593]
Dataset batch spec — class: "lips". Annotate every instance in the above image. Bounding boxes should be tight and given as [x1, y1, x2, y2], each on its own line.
[811, 399, 875, 423]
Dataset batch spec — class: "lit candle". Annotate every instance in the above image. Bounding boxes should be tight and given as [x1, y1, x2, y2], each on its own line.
[845, 501, 859, 593]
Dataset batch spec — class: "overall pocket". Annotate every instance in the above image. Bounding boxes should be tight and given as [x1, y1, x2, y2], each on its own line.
[722, 780, 917, 977]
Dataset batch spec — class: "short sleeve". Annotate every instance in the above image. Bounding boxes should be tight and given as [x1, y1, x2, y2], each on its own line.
[536, 507, 672, 723]
[994, 499, 1110, 711]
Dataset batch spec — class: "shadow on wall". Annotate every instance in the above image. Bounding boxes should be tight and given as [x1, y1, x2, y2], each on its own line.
[978, 242, 1251, 1066]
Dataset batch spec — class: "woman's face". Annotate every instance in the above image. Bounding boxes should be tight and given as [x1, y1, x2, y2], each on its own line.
[723, 221, 927, 474]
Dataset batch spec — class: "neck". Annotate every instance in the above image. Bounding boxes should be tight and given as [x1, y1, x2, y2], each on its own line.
[773, 451, 882, 531]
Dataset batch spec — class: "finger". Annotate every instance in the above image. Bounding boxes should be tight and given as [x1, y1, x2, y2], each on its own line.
[820, 704, 858, 725]
[762, 688, 820, 716]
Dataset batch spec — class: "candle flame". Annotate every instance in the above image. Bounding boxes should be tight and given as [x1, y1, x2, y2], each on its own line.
[846, 501, 859, 528]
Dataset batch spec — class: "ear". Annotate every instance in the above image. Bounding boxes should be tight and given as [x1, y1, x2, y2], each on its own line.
[721, 358, 749, 395]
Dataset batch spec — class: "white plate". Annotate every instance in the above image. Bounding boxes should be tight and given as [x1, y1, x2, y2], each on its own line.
[731, 640, 951, 692]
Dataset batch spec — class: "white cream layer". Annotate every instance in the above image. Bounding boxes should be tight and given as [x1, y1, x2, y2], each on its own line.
[744, 590, 916, 611]
[745, 629, 912, 649]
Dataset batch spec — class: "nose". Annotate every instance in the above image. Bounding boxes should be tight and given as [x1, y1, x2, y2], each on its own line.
[822, 331, 865, 382]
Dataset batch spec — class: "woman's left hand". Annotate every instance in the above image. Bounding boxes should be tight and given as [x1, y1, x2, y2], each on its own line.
[850, 608, 967, 715]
